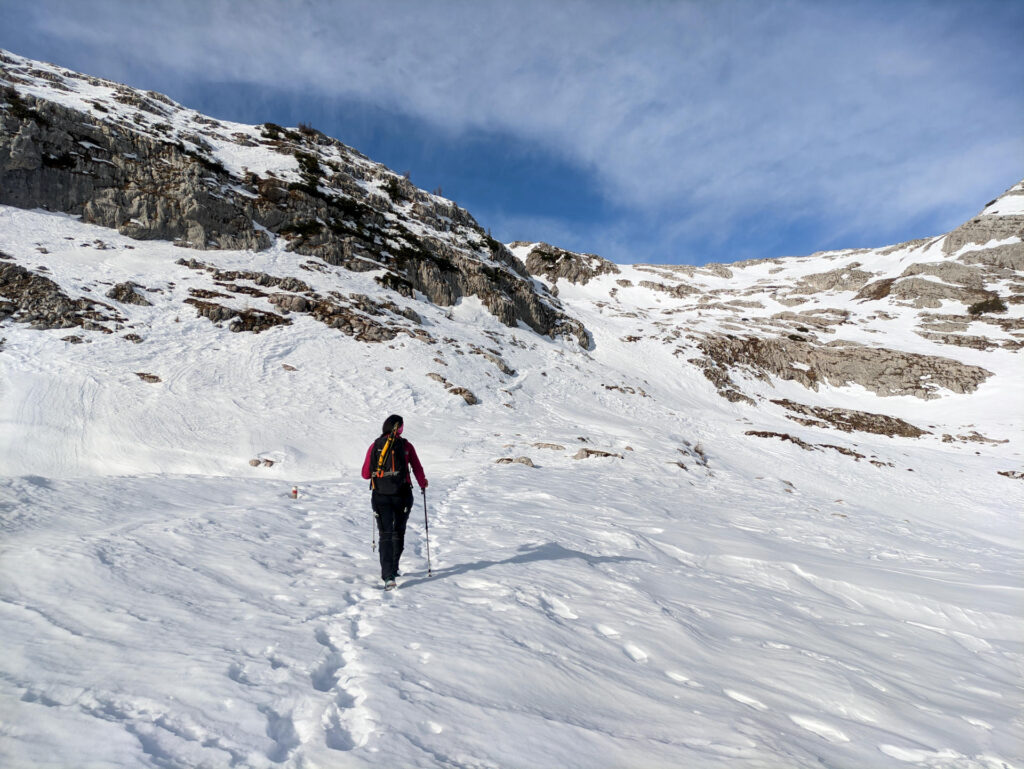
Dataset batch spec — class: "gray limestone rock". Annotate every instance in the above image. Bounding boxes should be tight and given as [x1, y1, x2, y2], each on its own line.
[958, 243, 1024, 272]
[695, 334, 992, 400]
[791, 263, 876, 294]
[886, 278, 995, 309]
[943, 214, 1024, 256]
[521, 242, 620, 286]
[855, 275, 995, 309]
[899, 261, 985, 288]
[448, 386, 479, 405]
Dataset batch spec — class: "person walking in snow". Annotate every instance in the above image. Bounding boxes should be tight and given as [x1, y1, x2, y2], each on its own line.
[361, 414, 428, 589]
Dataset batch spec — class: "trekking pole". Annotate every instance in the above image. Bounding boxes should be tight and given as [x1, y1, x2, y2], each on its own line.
[422, 488, 432, 577]
[372, 512, 377, 553]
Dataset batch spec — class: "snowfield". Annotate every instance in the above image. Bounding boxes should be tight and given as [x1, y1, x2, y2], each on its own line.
[1, 206, 1022, 768]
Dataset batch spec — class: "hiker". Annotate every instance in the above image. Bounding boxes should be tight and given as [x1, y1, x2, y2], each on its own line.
[361, 414, 428, 588]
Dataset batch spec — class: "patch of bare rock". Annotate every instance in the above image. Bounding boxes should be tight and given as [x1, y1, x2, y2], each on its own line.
[106, 281, 152, 306]
[0, 260, 123, 331]
[496, 456, 535, 467]
[176, 257, 428, 342]
[771, 399, 929, 438]
[426, 373, 479, 404]
[744, 430, 892, 465]
[573, 448, 624, 460]
[942, 431, 1009, 445]
[183, 297, 291, 334]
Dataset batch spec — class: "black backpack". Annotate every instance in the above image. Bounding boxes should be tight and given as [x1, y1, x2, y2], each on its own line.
[370, 432, 409, 495]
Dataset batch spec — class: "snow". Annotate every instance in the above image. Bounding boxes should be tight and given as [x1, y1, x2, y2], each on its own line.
[981, 183, 1024, 217]
[1, 209, 1022, 769]
[2, 52, 1024, 767]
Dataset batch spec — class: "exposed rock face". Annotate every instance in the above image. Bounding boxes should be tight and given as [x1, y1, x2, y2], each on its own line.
[792, 263, 875, 294]
[941, 189, 1024, 274]
[517, 242, 620, 286]
[886, 278, 995, 309]
[695, 334, 992, 399]
[958, 243, 1024, 271]
[425, 372, 479, 403]
[900, 261, 985, 287]
[855, 274, 997, 308]
[0, 55, 587, 347]
[943, 214, 1024, 257]
[172, 257, 423, 341]
[0, 86, 271, 252]
[639, 280, 700, 298]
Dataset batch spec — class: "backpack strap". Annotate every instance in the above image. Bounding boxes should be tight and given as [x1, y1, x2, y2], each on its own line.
[372, 430, 404, 489]
[374, 431, 397, 476]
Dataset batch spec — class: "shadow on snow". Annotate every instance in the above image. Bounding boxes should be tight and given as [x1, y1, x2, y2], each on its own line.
[399, 542, 642, 589]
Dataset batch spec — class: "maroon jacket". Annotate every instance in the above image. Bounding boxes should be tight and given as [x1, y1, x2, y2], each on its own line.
[362, 438, 428, 489]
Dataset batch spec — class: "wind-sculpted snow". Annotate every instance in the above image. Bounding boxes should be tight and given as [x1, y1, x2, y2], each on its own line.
[1, 453, 1021, 768]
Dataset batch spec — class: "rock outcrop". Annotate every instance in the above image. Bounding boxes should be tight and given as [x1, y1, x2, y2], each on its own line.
[695, 334, 992, 400]
[106, 282, 152, 306]
[516, 241, 620, 286]
[771, 399, 929, 437]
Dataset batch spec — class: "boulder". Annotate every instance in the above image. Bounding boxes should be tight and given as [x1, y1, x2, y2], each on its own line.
[106, 281, 152, 306]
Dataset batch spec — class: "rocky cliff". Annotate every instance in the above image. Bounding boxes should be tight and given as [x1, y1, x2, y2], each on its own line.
[0, 50, 587, 347]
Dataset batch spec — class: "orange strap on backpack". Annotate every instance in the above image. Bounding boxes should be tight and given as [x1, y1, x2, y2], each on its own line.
[372, 429, 400, 487]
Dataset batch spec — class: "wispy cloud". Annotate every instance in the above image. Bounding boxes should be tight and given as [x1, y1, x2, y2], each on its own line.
[10, 0, 1024, 260]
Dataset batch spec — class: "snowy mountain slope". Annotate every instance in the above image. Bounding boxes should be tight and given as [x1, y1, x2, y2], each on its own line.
[1, 52, 1023, 769]
[0, 49, 585, 346]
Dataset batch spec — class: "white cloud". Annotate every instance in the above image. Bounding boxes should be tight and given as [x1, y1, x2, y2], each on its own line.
[19, 0, 1024, 249]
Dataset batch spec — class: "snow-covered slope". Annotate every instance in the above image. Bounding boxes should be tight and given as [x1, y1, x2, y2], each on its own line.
[1, 52, 1022, 769]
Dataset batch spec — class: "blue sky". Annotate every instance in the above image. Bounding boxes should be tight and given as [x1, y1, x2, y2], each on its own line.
[2, 0, 1022, 265]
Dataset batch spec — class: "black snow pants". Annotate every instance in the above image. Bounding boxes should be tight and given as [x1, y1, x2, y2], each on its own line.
[372, 486, 413, 580]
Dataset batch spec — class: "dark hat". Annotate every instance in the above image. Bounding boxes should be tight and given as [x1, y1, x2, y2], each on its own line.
[382, 414, 404, 434]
